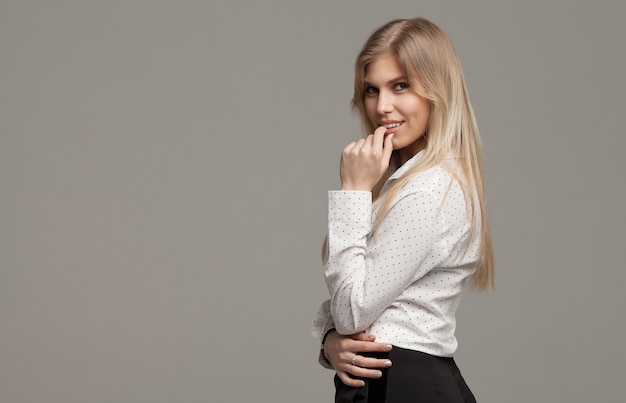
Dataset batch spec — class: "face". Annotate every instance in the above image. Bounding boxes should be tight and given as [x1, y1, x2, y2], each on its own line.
[363, 53, 431, 164]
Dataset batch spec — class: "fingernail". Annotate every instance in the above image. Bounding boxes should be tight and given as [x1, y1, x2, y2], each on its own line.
[385, 344, 393, 351]
[358, 381, 365, 387]
[375, 371, 383, 378]
[384, 360, 392, 368]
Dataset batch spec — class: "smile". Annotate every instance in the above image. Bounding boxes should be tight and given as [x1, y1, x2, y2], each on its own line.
[381, 122, 403, 129]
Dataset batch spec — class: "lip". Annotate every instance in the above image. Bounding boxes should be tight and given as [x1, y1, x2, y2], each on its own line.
[379, 120, 404, 136]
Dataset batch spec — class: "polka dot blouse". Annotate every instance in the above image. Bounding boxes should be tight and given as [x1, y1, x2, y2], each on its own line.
[312, 151, 481, 357]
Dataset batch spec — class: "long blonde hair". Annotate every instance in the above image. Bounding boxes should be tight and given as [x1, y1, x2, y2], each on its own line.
[328, 17, 494, 290]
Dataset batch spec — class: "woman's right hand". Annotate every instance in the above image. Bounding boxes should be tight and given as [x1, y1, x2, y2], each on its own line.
[340, 127, 394, 191]
[324, 330, 393, 387]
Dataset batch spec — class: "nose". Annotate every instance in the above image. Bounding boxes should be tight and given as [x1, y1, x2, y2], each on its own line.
[376, 91, 393, 115]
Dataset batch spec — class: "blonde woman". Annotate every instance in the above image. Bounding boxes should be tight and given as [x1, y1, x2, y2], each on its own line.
[312, 17, 494, 402]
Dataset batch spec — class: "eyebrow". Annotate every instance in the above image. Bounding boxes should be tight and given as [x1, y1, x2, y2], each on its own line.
[364, 75, 407, 87]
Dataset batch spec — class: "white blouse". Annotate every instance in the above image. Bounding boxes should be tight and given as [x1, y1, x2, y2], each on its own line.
[312, 151, 481, 357]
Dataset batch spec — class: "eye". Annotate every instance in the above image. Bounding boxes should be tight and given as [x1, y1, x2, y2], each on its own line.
[393, 82, 409, 91]
[364, 86, 379, 96]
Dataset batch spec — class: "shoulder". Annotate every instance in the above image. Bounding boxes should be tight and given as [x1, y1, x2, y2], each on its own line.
[395, 160, 472, 219]
[402, 162, 458, 198]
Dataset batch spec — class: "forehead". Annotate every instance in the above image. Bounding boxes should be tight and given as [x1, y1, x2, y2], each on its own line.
[364, 53, 407, 82]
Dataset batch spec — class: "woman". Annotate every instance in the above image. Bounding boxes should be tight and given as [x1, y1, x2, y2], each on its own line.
[312, 17, 494, 402]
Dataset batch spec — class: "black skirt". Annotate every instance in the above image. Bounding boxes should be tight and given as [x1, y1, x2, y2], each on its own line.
[334, 346, 476, 403]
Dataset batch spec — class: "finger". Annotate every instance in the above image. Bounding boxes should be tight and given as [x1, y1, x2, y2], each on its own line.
[349, 332, 376, 342]
[372, 126, 387, 155]
[337, 371, 365, 388]
[353, 356, 393, 369]
[351, 340, 393, 353]
[345, 138, 364, 157]
[337, 357, 384, 380]
[359, 135, 373, 154]
[341, 358, 384, 380]
[343, 141, 357, 154]
[382, 132, 394, 163]
[346, 365, 384, 380]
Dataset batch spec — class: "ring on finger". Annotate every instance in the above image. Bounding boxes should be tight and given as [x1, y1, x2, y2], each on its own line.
[351, 355, 358, 366]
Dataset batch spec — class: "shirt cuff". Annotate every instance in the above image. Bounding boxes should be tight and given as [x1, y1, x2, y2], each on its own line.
[328, 191, 372, 223]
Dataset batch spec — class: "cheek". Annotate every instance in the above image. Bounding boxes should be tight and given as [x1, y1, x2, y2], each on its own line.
[411, 100, 430, 122]
[422, 104, 431, 125]
[364, 100, 377, 121]
[418, 98, 430, 119]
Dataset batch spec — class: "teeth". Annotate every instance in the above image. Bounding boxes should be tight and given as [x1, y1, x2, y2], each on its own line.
[382, 123, 401, 129]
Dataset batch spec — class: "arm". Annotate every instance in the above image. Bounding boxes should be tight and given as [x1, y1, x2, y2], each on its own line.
[313, 303, 393, 377]
[323, 330, 393, 388]
[326, 188, 442, 334]
[326, 127, 445, 334]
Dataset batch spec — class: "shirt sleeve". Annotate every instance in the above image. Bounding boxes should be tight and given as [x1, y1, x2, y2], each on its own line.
[325, 188, 443, 335]
[311, 300, 336, 369]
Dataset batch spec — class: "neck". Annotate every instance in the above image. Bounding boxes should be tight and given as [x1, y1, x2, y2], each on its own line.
[395, 136, 427, 166]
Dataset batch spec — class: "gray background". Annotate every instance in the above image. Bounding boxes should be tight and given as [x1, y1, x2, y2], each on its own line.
[1, 0, 625, 402]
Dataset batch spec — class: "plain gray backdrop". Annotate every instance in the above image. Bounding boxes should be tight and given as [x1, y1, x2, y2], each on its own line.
[1, 0, 625, 402]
